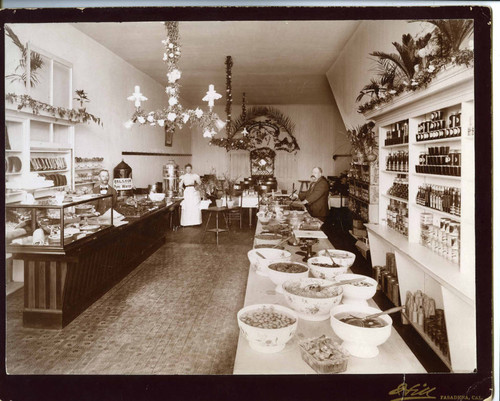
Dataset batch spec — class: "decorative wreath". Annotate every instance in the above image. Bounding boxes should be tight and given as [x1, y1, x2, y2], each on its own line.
[209, 106, 300, 153]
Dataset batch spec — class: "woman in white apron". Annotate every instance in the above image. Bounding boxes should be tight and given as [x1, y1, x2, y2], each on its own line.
[179, 164, 202, 226]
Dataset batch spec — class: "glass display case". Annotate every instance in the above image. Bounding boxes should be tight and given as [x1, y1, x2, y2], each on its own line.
[6, 193, 114, 252]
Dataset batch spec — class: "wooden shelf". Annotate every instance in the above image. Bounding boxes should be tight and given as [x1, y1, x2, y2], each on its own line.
[75, 181, 97, 186]
[75, 167, 101, 171]
[401, 312, 452, 370]
[30, 147, 72, 153]
[382, 170, 408, 175]
[365, 224, 473, 305]
[6, 172, 22, 176]
[413, 173, 461, 181]
[349, 194, 370, 204]
[31, 169, 69, 174]
[382, 193, 408, 203]
[5, 149, 23, 153]
[381, 142, 409, 149]
[413, 203, 461, 222]
[413, 136, 461, 145]
[349, 178, 371, 186]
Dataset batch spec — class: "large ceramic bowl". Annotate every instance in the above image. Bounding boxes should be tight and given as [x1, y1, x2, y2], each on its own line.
[247, 248, 292, 276]
[307, 256, 349, 281]
[335, 273, 378, 305]
[317, 249, 356, 268]
[237, 304, 298, 353]
[149, 192, 166, 202]
[256, 212, 272, 225]
[330, 304, 392, 358]
[266, 261, 309, 293]
[282, 278, 343, 321]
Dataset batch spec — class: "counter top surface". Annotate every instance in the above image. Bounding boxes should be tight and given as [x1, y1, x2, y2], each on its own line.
[233, 218, 426, 374]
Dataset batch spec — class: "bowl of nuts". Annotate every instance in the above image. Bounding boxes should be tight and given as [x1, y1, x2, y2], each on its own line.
[335, 273, 377, 304]
[237, 304, 298, 353]
[317, 249, 356, 268]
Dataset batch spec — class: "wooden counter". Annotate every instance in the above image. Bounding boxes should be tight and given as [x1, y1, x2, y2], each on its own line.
[233, 217, 426, 374]
[8, 200, 181, 329]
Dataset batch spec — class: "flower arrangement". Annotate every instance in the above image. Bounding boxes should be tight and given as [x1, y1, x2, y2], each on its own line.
[225, 56, 233, 136]
[356, 20, 474, 114]
[345, 121, 377, 158]
[209, 106, 300, 153]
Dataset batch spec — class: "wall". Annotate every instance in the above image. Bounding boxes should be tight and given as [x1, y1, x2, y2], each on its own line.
[5, 23, 192, 188]
[326, 20, 430, 129]
[191, 102, 348, 191]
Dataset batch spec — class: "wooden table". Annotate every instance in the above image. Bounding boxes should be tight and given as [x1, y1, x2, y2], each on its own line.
[233, 216, 426, 374]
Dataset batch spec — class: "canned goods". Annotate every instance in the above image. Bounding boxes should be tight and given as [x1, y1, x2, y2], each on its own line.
[391, 281, 400, 306]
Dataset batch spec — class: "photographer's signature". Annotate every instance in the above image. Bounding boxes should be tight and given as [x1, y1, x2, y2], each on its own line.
[388, 383, 436, 401]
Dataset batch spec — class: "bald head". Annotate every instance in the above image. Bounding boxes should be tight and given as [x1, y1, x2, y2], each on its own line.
[311, 167, 323, 180]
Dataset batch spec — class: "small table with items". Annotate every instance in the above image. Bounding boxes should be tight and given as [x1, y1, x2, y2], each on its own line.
[232, 209, 425, 374]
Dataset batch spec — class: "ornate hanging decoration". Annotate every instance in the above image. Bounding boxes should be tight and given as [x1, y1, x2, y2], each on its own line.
[225, 56, 233, 136]
[125, 21, 225, 140]
[209, 106, 300, 153]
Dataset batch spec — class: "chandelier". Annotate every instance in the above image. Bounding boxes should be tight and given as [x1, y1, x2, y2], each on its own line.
[125, 21, 225, 138]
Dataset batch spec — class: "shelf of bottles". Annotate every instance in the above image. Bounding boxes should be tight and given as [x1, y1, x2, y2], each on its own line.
[386, 198, 408, 237]
[383, 119, 409, 147]
[347, 159, 378, 224]
[387, 174, 408, 201]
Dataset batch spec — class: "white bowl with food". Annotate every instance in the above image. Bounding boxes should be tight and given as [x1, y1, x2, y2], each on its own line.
[149, 192, 166, 202]
[282, 278, 343, 321]
[266, 261, 309, 293]
[317, 249, 356, 268]
[330, 304, 392, 358]
[307, 256, 349, 281]
[256, 211, 272, 225]
[247, 248, 291, 276]
[237, 304, 298, 353]
[335, 273, 378, 305]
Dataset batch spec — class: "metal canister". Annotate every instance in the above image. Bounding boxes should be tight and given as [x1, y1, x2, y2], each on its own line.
[391, 280, 400, 306]
[385, 274, 394, 299]
[380, 270, 390, 294]
[373, 266, 382, 289]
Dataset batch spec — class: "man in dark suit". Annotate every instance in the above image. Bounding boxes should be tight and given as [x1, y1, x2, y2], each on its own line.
[92, 169, 118, 215]
[297, 167, 330, 222]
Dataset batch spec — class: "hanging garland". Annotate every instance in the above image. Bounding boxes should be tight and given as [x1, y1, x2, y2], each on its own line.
[225, 56, 233, 137]
[241, 92, 247, 122]
[6, 91, 102, 126]
[209, 106, 299, 153]
[356, 21, 474, 114]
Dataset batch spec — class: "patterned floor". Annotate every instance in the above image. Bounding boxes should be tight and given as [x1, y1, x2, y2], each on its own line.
[6, 222, 253, 375]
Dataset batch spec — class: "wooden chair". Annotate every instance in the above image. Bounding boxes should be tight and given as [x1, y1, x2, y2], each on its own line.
[225, 192, 243, 229]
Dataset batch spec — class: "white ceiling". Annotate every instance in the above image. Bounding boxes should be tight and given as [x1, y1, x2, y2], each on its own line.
[72, 20, 361, 106]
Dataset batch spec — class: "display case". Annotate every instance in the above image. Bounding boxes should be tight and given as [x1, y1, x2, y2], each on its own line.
[6, 193, 113, 253]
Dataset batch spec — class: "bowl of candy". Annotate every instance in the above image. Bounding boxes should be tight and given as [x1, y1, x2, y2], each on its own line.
[247, 248, 291, 276]
[266, 261, 309, 293]
[330, 304, 392, 358]
[317, 249, 356, 268]
[335, 273, 377, 304]
[307, 256, 349, 281]
[237, 304, 298, 353]
[256, 211, 272, 225]
[282, 278, 343, 321]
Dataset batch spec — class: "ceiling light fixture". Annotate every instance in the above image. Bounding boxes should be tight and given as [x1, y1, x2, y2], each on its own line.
[125, 21, 225, 139]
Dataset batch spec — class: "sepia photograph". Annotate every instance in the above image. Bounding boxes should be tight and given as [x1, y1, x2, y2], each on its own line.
[1, 3, 494, 401]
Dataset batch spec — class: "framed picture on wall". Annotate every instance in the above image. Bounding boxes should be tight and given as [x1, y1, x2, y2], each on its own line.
[165, 127, 173, 147]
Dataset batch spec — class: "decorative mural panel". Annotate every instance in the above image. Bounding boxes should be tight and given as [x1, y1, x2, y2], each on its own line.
[250, 147, 275, 176]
